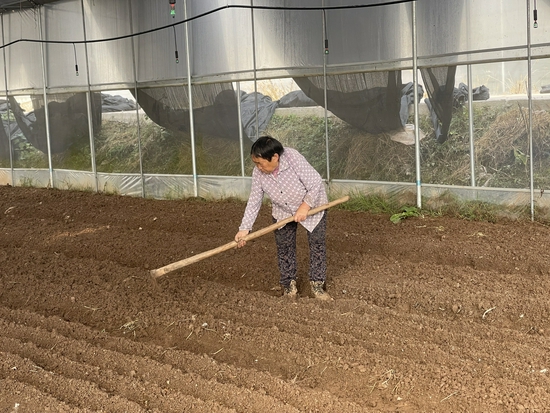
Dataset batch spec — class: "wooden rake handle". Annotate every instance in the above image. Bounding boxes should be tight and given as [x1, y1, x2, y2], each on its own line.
[149, 195, 350, 279]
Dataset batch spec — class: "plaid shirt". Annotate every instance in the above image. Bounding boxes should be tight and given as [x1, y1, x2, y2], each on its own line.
[239, 147, 328, 233]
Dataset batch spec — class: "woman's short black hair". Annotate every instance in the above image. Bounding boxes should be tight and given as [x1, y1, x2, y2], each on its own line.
[250, 135, 284, 161]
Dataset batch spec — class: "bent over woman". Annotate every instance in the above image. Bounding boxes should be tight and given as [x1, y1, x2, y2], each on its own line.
[234, 135, 332, 300]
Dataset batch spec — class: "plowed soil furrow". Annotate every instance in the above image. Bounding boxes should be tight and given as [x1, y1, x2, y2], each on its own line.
[0, 338, 247, 413]
[0, 351, 149, 413]
[0, 377, 98, 413]
[0, 308, 374, 413]
[3, 256, 550, 411]
[0, 322, 297, 413]
[4, 186, 550, 411]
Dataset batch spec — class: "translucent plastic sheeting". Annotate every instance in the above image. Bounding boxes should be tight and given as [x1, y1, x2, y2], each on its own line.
[195, 176, 252, 199]
[420, 67, 456, 143]
[143, 175, 195, 199]
[0, 97, 12, 164]
[323, 0, 413, 66]
[415, 0, 535, 65]
[253, 0, 323, 71]
[8, 95, 49, 169]
[532, 3, 550, 58]
[9, 92, 100, 158]
[0, 168, 10, 185]
[421, 185, 539, 210]
[13, 168, 50, 187]
[3, 9, 44, 91]
[329, 180, 416, 201]
[189, 0, 253, 79]
[468, 61, 529, 190]
[131, 0, 188, 83]
[329, 180, 548, 210]
[53, 169, 95, 191]
[530, 110, 550, 194]
[0, 29, 4, 91]
[142, 175, 251, 200]
[0, 0, 59, 10]
[5, 0, 550, 91]
[95, 91, 140, 174]
[83, 0, 135, 86]
[4, 169, 248, 200]
[6, 167, 550, 215]
[43, 1, 88, 89]
[97, 173, 142, 197]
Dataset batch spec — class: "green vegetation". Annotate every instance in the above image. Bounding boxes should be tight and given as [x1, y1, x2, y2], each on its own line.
[390, 206, 422, 224]
[94, 119, 247, 176]
[9, 101, 548, 188]
[336, 191, 532, 224]
[266, 102, 550, 189]
[339, 191, 403, 214]
[5, 99, 550, 223]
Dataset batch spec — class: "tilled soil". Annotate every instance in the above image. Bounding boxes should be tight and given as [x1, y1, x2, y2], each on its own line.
[1, 185, 550, 412]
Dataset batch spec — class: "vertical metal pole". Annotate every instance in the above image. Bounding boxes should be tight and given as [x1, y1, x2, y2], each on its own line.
[1, 14, 14, 185]
[184, 0, 198, 197]
[38, 8, 53, 188]
[128, 0, 144, 198]
[80, 0, 98, 193]
[236, 82, 245, 177]
[251, 0, 259, 141]
[412, 1, 421, 208]
[467, 65, 475, 187]
[527, 0, 535, 220]
[322, 4, 330, 182]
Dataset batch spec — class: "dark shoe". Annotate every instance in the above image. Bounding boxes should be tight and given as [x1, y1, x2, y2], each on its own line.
[283, 280, 298, 297]
[310, 281, 333, 301]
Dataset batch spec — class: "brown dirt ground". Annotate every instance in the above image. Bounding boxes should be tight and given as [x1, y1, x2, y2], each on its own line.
[1, 185, 550, 413]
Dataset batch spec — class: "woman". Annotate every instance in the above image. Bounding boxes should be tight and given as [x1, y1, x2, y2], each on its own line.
[234, 135, 332, 300]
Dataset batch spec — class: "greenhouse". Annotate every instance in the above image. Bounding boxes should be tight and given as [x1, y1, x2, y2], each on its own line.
[0, 0, 549, 218]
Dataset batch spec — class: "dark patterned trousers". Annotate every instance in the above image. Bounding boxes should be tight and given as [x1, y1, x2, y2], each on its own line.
[273, 212, 327, 287]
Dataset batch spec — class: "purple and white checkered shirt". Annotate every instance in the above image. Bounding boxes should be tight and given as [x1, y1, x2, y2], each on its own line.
[239, 147, 328, 233]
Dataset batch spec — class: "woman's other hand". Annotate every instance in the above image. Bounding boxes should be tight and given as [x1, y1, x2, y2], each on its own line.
[235, 230, 250, 248]
[294, 202, 310, 222]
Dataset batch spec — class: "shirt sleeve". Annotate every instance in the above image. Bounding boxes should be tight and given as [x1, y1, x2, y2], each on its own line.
[238, 169, 264, 231]
[288, 149, 324, 208]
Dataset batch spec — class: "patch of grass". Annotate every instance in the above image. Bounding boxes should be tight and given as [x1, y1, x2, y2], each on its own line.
[338, 191, 532, 224]
[438, 200, 500, 223]
[422, 191, 531, 223]
[19, 177, 36, 187]
[52, 145, 92, 171]
[94, 118, 246, 176]
[266, 114, 417, 182]
[339, 192, 401, 214]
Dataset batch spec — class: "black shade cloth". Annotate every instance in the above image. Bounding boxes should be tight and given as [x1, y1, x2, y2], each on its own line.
[132, 84, 243, 141]
[421, 66, 457, 143]
[293, 72, 404, 134]
[0, 101, 10, 159]
[9, 92, 101, 154]
[133, 84, 285, 142]
[0, 99, 35, 160]
[422, 66, 490, 144]
[278, 90, 317, 108]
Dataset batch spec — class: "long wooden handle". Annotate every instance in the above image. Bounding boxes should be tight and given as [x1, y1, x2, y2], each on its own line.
[150, 195, 350, 279]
